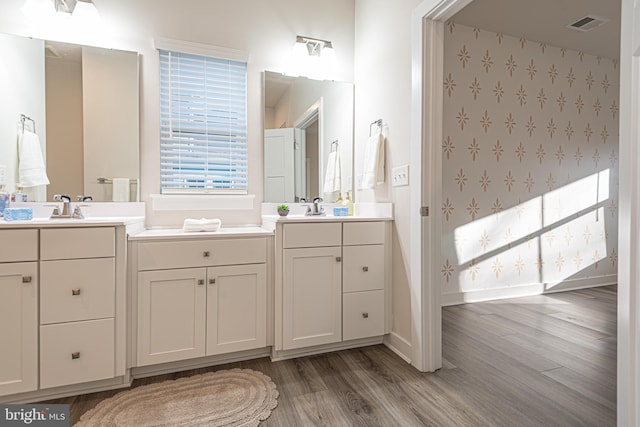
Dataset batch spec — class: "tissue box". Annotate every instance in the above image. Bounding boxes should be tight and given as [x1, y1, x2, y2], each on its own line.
[333, 207, 348, 217]
[4, 207, 33, 221]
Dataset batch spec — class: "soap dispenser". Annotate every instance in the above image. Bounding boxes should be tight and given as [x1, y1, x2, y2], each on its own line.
[342, 191, 354, 216]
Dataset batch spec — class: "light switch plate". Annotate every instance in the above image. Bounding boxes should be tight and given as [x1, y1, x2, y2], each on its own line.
[392, 164, 409, 186]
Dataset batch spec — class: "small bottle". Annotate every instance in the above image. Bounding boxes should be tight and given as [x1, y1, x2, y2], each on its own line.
[11, 186, 27, 203]
[0, 185, 9, 218]
[342, 191, 354, 216]
[335, 193, 343, 204]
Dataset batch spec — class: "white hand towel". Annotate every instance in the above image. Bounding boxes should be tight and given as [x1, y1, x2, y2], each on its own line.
[323, 150, 342, 194]
[361, 132, 384, 189]
[18, 130, 49, 187]
[112, 178, 130, 202]
[183, 218, 222, 232]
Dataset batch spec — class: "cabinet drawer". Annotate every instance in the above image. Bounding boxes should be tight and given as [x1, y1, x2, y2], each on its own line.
[40, 258, 115, 324]
[138, 238, 266, 271]
[283, 222, 342, 248]
[343, 290, 384, 341]
[0, 229, 38, 262]
[41, 227, 115, 260]
[40, 318, 115, 389]
[343, 245, 385, 292]
[343, 222, 385, 246]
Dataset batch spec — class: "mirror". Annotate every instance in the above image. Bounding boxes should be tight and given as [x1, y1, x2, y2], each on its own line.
[263, 71, 353, 203]
[0, 33, 139, 202]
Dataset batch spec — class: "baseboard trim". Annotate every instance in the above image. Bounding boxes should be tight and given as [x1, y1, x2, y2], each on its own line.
[442, 275, 617, 306]
[131, 348, 271, 379]
[383, 332, 412, 363]
[270, 337, 383, 361]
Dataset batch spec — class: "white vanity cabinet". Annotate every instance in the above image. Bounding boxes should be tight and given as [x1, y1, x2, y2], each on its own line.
[0, 221, 133, 403]
[133, 236, 268, 367]
[282, 223, 343, 350]
[275, 219, 391, 357]
[39, 227, 116, 389]
[0, 230, 38, 397]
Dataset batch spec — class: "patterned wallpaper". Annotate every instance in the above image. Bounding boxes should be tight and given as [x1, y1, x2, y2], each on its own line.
[441, 23, 619, 301]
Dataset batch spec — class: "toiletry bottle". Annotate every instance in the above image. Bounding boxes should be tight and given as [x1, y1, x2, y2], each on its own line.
[0, 184, 9, 218]
[335, 193, 343, 204]
[343, 191, 354, 216]
[11, 186, 27, 203]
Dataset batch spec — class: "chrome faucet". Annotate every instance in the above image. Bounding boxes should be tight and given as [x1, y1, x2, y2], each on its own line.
[305, 197, 325, 216]
[50, 194, 85, 219]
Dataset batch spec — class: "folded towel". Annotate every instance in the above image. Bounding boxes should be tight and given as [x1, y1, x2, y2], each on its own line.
[183, 218, 222, 232]
[18, 130, 49, 187]
[112, 178, 130, 202]
[323, 150, 341, 194]
[361, 131, 384, 189]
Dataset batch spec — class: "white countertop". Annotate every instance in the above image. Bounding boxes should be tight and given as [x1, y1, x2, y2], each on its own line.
[0, 216, 145, 229]
[262, 214, 393, 223]
[129, 226, 273, 241]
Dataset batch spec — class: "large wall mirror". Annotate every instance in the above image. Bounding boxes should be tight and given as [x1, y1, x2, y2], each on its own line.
[0, 33, 139, 202]
[263, 71, 353, 203]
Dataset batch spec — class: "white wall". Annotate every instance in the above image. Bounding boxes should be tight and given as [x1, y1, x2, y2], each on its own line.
[0, 34, 45, 200]
[354, 0, 424, 358]
[0, 0, 355, 225]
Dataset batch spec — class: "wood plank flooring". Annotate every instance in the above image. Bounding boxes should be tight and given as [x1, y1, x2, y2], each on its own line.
[45, 285, 617, 426]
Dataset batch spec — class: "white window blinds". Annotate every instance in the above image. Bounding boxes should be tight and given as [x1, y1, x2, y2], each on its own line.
[159, 49, 248, 194]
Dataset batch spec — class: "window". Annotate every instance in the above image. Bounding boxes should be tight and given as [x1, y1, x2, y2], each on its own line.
[159, 47, 248, 194]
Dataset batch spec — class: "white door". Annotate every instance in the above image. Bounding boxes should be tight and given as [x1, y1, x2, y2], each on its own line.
[206, 264, 267, 355]
[0, 262, 38, 396]
[264, 128, 295, 202]
[283, 247, 342, 350]
[137, 268, 206, 366]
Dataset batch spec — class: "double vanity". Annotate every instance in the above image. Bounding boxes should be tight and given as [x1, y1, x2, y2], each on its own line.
[0, 203, 392, 403]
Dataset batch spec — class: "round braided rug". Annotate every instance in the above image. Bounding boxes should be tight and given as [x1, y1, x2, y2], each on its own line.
[75, 369, 278, 427]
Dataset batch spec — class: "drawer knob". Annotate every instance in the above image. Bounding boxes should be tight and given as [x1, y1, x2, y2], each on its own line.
[72, 288, 81, 296]
[22, 276, 32, 283]
[209, 278, 216, 285]
[198, 279, 205, 286]
[336, 256, 342, 262]
[362, 312, 369, 319]
[71, 352, 80, 360]
[362, 266, 369, 272]
[203, 251, 211, 258]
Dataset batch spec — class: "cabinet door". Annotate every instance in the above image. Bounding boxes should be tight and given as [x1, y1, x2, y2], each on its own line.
[206, 264, 266, 355]
[137, 268, 206, 366]
[0, 262, 38, 396]
[283, 247, 342, 350]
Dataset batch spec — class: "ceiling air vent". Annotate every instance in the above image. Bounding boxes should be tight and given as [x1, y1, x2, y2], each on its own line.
[567, 15, 609, 32]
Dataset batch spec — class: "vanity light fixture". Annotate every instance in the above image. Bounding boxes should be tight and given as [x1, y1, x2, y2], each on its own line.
[295, 35, 333, 57]
[53, 0, 98, 16]
[288, 35, 337, 80]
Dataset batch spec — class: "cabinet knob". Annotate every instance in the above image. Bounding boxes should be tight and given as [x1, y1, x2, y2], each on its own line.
[22, 276, 32, 283]
[336, 256, 342, 262]
[198, 279, 205, 286]
[203, 251, 211, 258]
[209, 278, 216, 285]
[362, 312, 369, 319]
[72, 288, 81, 296]
[71, 352, 80, 360]
[362, 266, 369, 272]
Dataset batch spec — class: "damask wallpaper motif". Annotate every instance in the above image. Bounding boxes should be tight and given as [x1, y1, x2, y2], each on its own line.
[442, 23, 619, 303]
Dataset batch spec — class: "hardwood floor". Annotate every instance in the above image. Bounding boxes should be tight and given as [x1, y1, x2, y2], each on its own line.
[46, 285, 616, 426]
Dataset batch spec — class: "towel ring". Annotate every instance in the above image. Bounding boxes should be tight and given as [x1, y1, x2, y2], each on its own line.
[369, 119, 382, 136]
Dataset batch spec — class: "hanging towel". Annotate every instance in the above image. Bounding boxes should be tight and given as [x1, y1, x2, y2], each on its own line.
[361, 131, 385, 189]
[183, 218, 222, 232]
[323, 149, 342, 194]
[18, 130, 49, 187]
[112, 178, 130, 202]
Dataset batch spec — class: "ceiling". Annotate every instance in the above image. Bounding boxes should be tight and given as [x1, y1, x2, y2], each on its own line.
[452, 0, 621, 59]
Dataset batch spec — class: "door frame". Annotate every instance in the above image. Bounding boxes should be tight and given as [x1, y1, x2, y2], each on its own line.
[412, 0, 637, 423]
